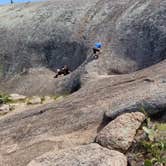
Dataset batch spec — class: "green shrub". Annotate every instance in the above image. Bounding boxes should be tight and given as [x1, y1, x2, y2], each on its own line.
[144, 160, 153, 166]
[141, 117, 166, 166]
[0, 93, 12, 104]
[138, 107, 166, 166]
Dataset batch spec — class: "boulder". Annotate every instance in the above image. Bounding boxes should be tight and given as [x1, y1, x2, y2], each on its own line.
[0, 104, 10, 115]
[96, 112, 145, 152]
[27, 96, 42, 105]
[9, 93, 27, 101]
[27, 143, 127, 166]
[105, 93, 166, 119]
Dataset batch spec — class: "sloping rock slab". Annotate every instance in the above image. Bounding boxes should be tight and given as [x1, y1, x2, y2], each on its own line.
[96, 112, 145, 152]
[0, 61, 165, 166]
[106, 92, 166, 119]
[27, 143, 127, 166]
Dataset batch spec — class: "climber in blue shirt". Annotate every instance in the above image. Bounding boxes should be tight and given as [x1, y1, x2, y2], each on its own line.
[93, 42, 102, 59]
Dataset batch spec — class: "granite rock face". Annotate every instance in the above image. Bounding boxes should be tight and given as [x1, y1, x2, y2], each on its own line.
[0, 0, 165, 96]
[0, 60, 165, 166]
[27, 144, 127, 166]
[0, 0, 166, 166]
[0, 0, 90, 76]
[113, 0, 166, 70]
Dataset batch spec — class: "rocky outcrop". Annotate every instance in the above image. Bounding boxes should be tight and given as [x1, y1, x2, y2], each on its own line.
[0, 0, 166, 95]
[0, 60, 165, 166]
[0, 0, 165, 165]
[112, 0, 166, 71]
[0, 67, 57, 96]
[96, 112, 145, 152]
[27, 143, 127, 166]
[0, 0, 93, 77]
[0, 66, 82, 96]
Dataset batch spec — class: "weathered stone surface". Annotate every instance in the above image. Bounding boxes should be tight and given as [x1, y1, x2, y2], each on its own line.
[0, 0, 92, 77]
[112, 0, 166, 71]
[27, 144, 127, 166]
[0, 66, 83, 96]
[0, 67, 57, 96]
[0, 60, 165, 166]
[96, 112, 145, 152]
[0, 0, 165, 165]
[106, 92, 166, 119]
[0, 0, 165, 95]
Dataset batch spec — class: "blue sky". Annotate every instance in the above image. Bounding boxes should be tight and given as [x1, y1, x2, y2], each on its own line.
[0, 0, 43, 5]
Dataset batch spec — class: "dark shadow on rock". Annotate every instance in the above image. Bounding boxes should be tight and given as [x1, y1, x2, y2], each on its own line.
[150, 111, 166, 123]
[28, 40, 88, 72]
[96, 113, 112, 133]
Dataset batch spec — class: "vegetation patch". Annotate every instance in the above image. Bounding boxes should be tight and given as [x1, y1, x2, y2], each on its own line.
[0, 93, 12, 104]
[141, 118, 166, 166]
[127, 108, 166, 166]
